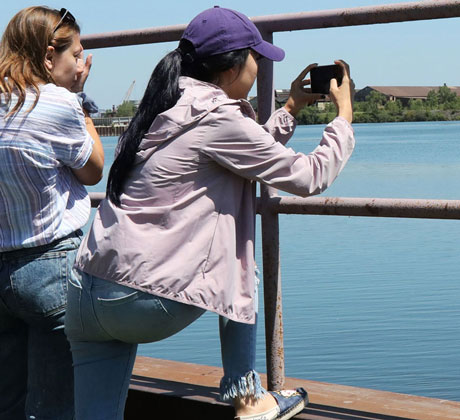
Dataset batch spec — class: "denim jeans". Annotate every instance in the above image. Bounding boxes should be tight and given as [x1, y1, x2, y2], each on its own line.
[65, 272, 263, 420]
[0, 231, 82, 420]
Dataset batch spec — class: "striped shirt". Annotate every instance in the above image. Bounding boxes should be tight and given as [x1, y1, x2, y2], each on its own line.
[0, 83, 94, 251]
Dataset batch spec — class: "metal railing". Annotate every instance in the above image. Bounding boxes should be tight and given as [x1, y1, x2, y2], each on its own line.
[84, 0, 460, 392]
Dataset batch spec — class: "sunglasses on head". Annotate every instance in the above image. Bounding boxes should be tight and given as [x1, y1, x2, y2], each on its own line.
[52, 8, 76, 34]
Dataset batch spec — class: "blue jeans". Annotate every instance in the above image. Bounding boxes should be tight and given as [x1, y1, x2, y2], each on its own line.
[0, 231, 82, 420]
[65, 272, 263, 420]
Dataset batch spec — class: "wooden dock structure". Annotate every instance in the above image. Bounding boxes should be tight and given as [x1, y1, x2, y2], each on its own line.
[125, 357, 460, 419]
[94, 125, 126, 137]
[93, 117, 131, 137]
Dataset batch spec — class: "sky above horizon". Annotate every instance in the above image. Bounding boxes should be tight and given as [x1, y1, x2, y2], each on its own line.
[2, 1, 459, 109]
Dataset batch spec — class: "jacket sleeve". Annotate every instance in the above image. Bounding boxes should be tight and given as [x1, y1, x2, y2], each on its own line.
[201, 104, 355, 197]
[260, 107, 297, 145]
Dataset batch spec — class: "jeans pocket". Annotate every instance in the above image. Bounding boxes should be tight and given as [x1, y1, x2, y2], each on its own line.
[10, 252, 71, 317]
[97, 291, 139, 306]
[93, 289, 192, 343]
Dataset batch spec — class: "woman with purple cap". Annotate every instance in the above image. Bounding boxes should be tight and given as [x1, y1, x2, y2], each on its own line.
[65, 6, 355, 420]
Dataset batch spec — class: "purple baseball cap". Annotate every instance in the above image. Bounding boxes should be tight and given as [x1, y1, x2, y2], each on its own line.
[181, 6, 285, 61]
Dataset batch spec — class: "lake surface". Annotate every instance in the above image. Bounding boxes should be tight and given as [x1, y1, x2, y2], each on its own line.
[88, 121, 460, 402]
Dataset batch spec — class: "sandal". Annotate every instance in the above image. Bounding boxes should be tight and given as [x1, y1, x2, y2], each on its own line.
[235, 387, 308, 420]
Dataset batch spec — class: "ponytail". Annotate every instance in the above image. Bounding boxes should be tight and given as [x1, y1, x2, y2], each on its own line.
[106, 49, 182, 206]
[106, 40, 250, 206]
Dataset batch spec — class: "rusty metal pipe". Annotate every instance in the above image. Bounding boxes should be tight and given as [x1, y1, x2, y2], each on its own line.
[257, 31, 286, 391]
[256, 31, 275, 127]
[90, 193, 460, 220]
[252, 0, 460, 32]
[89, 192, 105, 208]
[81, 24, 185, 50]
[81, 1, 460, 49]
[258, 196, 460, 220]
[260, 192, 285, 391]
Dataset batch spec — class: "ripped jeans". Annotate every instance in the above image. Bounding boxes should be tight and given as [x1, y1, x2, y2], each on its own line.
[65, 271, 264, 420]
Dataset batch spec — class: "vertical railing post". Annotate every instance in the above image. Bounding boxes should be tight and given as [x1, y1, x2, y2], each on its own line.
[256, 30, 285, 391]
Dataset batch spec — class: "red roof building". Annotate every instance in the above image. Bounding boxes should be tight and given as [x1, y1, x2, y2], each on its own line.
[355, 85, 460, 105]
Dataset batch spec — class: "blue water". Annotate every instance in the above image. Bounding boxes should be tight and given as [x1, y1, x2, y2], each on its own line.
[87, 121, 460, 402]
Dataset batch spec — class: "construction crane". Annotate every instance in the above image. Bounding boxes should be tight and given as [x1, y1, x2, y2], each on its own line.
[121, 80, 135, 104]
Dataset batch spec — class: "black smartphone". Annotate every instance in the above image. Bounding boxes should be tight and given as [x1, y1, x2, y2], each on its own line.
[310, 64, 343, 94]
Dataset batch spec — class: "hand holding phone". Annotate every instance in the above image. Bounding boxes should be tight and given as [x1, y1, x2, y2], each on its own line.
[328, 60, 354, 123]
[283, 63, 324, 117]
[310, 64, 343, 94]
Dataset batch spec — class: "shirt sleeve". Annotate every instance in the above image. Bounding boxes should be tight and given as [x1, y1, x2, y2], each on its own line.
[47, 90, 94, 169]
[202, 104, 355, 197]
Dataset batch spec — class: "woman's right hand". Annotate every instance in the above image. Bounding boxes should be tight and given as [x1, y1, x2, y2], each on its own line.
[284, 64, 323, 118]
[71, 52, 93, 94]
[329, 60, 354, 124]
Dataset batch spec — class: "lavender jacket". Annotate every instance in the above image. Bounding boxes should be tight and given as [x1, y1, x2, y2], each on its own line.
[75, 76, 355, 324]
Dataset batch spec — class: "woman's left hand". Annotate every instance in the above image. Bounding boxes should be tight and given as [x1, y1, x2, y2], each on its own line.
[284, 64, 323, 117]
[71, 52, 93, 93]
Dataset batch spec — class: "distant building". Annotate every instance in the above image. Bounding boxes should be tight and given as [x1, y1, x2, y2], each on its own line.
[355, 86, 460, 105]
[274, 89, 290, 107]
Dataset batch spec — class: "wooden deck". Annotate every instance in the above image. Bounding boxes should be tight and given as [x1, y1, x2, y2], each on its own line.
[124, 357, 460, 419]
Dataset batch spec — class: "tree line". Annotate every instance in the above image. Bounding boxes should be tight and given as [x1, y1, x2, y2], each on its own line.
[108, 86, 460, 124]
[296, 85, 460, 125]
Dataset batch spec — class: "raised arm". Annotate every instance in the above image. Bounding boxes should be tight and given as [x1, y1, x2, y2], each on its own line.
[70, 53, 104, 185]
[72, 109, 105, 185]
[203, 104, 355, 198]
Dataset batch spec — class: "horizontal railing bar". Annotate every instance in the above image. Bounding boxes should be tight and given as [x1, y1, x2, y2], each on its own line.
[81, 1, 460, 49]
[261, 196, 460, 220]
[81, 24, 185, 50]
[90, 192, 105, 208]
[89, 193, 460, 220]
[252, 0, 460, 32]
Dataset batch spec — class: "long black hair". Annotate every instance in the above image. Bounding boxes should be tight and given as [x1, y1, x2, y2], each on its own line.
[106, 39, 250, 206]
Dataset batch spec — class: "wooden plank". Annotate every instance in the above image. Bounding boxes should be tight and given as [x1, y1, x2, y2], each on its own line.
[130, 357, 460, 420]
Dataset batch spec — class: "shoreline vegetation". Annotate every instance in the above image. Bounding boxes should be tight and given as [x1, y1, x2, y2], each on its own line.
[296, 86, 460, 125]
[103, 86, 460, 128]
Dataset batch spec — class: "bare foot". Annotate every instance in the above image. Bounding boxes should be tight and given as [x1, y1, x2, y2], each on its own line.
[234, 392, 277, 417]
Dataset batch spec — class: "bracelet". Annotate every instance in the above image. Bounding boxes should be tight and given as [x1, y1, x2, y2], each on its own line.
[76, 92, 99, 114]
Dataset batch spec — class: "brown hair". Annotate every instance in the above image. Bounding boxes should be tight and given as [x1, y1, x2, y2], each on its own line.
[0, 6, 81, 116]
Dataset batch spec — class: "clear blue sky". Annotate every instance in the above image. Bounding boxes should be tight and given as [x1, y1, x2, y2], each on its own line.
[2, 1, 459, 109]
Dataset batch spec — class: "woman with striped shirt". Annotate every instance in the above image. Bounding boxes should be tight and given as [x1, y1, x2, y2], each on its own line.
[0, 7, 104, 419]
